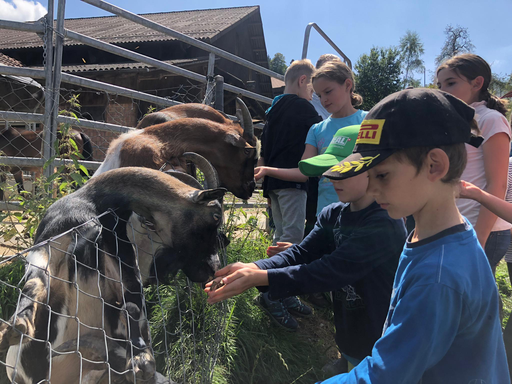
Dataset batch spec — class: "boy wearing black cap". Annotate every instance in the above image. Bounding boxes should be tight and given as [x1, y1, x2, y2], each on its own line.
[318, 88, 509, 383]
[205, 124, 407, 369]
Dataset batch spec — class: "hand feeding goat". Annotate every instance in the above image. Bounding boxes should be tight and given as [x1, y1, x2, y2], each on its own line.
[93, 98, 259, 200]
[0, 157, 226, 384]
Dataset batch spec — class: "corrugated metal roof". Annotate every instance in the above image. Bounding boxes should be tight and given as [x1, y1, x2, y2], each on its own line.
[0, 6, 259, 50]
[56, 57, 208, 73]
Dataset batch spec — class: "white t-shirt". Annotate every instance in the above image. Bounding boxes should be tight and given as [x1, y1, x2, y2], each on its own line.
[504, 157, 512, 262]
[457, 101, 512, 231]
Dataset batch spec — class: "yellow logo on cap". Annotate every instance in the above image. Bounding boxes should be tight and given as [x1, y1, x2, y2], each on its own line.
[357, 119, 385, 145]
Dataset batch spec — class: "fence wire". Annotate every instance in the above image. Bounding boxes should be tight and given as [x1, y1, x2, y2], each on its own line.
[0, 74, 217, 200]
[0, 205, 227, 384]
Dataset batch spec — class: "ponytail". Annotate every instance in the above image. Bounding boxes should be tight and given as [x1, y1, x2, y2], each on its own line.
[483, 91, 509, 117]
[351, 93, 363, 108]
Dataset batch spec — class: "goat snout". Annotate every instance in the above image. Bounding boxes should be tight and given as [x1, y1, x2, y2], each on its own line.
[128, 350, 156, 382]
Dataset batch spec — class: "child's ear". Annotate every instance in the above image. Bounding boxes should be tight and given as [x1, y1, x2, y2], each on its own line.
[472, 76, 485, 92]
[426, 148, 450, 182]
[345, 78, 353, 91]
[298, 74, 307, 87]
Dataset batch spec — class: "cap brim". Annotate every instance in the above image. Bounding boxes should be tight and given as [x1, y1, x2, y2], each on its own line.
[322, 149, 395, 180]
[299, 153, 349, 177]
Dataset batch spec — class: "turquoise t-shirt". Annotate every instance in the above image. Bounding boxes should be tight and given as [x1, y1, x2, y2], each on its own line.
[305, 110, 368, 214]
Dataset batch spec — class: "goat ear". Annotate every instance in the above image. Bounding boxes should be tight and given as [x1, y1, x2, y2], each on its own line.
[190, 188, 227, 204]
[224, 133, 246, 148]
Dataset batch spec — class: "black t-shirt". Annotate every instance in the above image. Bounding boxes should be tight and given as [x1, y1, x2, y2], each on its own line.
[254, 201, 407, 360]
[260, 94, 322, 197]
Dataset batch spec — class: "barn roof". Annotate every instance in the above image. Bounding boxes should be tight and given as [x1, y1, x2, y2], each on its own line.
[0, 53, 23, 67]
[0, 6, 260, 50]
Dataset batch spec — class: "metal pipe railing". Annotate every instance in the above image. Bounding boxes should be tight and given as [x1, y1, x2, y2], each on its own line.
[301, 23, 352, 69]
[0, 19, 44, 33]
[64, 29, 273, 105]
[0, 111, 134, 134]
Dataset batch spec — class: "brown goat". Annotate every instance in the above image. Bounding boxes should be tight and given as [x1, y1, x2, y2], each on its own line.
[93, 99, 259, 199]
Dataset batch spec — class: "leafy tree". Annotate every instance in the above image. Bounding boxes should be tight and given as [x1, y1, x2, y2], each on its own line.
[354, 47, 403, 111]
[268, 53, 288, 75]
[435, 25, 475, 66]
[399, 31, 424, 89]
[490, 72, 512, 97]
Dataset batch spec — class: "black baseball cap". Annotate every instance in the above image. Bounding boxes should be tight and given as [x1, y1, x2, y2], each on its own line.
[323, 88, 483, 180]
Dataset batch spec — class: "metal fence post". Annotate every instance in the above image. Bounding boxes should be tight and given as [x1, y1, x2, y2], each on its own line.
[43, 0, 66, 181]
[203, 53, 216, 105]
[42, 0, 55, 179]
[214, 75, 224, 112]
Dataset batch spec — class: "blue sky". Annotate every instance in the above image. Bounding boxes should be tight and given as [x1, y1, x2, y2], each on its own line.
[2, 0, 512, 86]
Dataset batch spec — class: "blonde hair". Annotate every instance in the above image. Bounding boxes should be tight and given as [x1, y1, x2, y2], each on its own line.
[312, 61, 363, 107]
[315, 54, 341, 69]
[284, 59, 315, 86]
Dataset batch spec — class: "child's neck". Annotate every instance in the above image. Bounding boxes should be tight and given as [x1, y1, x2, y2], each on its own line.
[331, 104, 358, 119]
[283, 84, 301, 97]
[348, 194, 375, 212]
[411, 190, 464, 242]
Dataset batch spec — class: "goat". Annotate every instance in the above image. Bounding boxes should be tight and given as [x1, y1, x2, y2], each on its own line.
[0, 125, 94, 199]
[93, 98, 259, 200]
[0, 159, 226, 383]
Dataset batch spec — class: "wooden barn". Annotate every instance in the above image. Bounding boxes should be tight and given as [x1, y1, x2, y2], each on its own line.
[0, 6, 274, 158]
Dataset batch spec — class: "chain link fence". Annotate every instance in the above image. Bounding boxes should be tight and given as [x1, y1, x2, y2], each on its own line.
[0, 1, 279, 382]
[0, 206, 228, 384]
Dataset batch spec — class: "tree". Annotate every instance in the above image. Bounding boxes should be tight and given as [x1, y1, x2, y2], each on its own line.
[268, 53, 288, 75]
[354, 47, 403, 111]
[435, 25, 475, 66]
[399, 31, 424, 89]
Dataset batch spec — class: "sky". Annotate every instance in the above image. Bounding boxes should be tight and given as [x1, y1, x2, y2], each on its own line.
[1, 0, 512, 86]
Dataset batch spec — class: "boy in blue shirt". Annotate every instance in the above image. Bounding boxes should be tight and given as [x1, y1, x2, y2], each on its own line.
[318, 88, 509, 383]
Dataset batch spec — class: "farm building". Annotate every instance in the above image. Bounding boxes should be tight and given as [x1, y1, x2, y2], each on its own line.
[0, 6, 274, 159]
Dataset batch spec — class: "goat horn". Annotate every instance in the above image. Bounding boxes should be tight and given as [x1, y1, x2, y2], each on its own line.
[181, 152, 220, 189]
[164, 170, 203, 190]
[236, 97, 254, 140]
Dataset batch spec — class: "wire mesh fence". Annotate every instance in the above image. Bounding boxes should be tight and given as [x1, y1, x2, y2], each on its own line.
[0, 203, 228, 384]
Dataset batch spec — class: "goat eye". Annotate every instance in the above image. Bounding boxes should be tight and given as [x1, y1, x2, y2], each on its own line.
[143, 220, 156, 231]
[244, 148, 254, 156]
[213, 213, 222, 222]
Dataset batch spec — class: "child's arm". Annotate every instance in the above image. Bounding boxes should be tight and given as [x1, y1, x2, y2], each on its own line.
[317, 284, 466, 383]
[459, 180, 512, 224]
[253, 144, 318, 182]
[205, 263, 268, 304]
[472, 133, 510, 247]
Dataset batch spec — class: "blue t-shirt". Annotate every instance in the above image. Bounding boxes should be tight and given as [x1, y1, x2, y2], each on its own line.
[305, 110, 368, 214]
[318, 222, 509, 384]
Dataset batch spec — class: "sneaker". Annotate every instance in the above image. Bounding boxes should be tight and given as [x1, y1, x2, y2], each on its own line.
[254, 294, 298, 331]
[282, 296, 313, 317]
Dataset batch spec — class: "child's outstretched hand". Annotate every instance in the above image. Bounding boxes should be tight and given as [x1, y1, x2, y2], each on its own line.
[267, 242, 293, 257]
[254, 166, 269, 181]
[205, 262, 268, 304]
[457, 180, 483, 202]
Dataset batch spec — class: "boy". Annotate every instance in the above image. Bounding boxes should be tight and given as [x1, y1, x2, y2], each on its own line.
[206, 124, 406, 368]
[257, 59, 322, 329]
[316, 88, 509, 382]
